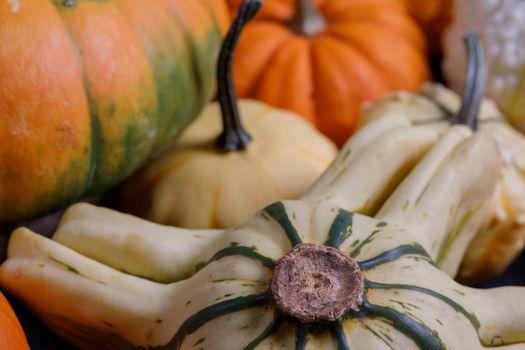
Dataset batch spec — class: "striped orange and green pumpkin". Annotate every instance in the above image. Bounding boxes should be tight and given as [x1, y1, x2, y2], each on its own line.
[0, 0, 229, 224]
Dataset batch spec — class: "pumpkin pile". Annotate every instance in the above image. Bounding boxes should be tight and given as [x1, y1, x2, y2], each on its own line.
[3, 0, 525, 349]
[0, 48, 521, 347]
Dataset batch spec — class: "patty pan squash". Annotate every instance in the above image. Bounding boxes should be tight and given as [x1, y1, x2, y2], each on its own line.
[361, 83, 525, 283]
[443, 0, 525, 132]
[120, 0, 337, 229]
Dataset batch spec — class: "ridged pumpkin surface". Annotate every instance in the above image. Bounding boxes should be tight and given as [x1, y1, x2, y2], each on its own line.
[402, 0, 453, 55]
[0, 0, 228, 224]
[228, 0, 430, 145]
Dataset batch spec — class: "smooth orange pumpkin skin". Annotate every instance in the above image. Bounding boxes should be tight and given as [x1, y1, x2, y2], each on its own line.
[0, 0, 229, 224]
[0, 292, 29, 350]
[402, 0, 453, 55]
[228, 0, 431, 146]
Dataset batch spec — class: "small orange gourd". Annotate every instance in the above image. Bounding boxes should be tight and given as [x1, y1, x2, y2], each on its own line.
[227, 0, 431, 145]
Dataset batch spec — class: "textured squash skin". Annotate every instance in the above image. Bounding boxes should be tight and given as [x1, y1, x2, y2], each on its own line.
[228, 0, 430, 146]
[0, 0, 228, 224]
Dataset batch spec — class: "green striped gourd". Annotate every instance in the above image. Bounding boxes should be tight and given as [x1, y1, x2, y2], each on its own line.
[3, 34, 525, 349]
[360, 68, 525, 283]
[2, 113, 523, 349]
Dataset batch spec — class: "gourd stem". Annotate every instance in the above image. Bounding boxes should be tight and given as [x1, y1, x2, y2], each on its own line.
[272, 244, 364, 324]
[454, 32, 487, 131]
[216, 0, 261, 152]
[290, 0, 326, 37]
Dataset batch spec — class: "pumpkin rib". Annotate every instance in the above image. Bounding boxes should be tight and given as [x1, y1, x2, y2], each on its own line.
[326, 24, 429, 91]
[293, 145, 334, 165]
[330, 320, 351, 349]
[325, 209, 354, 249]
[54, 1, 160, 192]
[251, 157, 289, 198]
[360, 299, 447, 349]
[311, 35, 386, 144]
[295, 324, 309, 349]
[251, 37, 316, 124]
[0, 1, 93, 221]
[208, 181, 222, 228]
[112, 0, 202, 155]
[243, 312, 284, 349]
[325, 8, 426, 52]
[264, 202, 303, 247]
[168, 293, 270, 349]
[163, 0, 223, 108]
[233, 22, 294, 97]
[197, 245, 276, 272]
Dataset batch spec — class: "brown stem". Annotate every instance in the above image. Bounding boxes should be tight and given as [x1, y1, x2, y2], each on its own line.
[271, 243, 364, 324]
[289, 0, 326, 37]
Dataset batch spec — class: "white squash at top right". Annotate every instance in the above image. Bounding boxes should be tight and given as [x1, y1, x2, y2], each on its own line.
[443, 0, 525, 131]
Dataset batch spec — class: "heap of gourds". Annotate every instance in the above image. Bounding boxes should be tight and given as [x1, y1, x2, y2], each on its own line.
[1, 1, 525, 349]
[2, 0, 525, 349]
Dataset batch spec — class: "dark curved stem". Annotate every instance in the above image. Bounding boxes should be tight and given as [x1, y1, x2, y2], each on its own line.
[216, 0, 261, 152]
[453, 32, 487, 131]
[289, 0, 326, 37]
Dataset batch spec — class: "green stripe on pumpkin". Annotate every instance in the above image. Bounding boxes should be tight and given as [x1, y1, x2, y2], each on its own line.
[361, 300, 446, 350]
[264, 202, 303, 246]
[436, 209, 476, 266]
[350, 229, 381, 258]
[325, 209, 354, 249]
[163, 293, 269, 349]
[295, 325, 309, 350]
[358, 244, 432, 271]
[365, 281, 480, 330]
[243, 312, 283, 350]
[330, 320, 350, 350]
[195, 244, 276, 272]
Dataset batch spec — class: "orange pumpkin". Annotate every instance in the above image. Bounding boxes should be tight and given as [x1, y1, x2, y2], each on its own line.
[402, 0, 453, 56]
[228, 0, 431, 145]
[0, 0, 229, 224]
[0, 292, 29, 350]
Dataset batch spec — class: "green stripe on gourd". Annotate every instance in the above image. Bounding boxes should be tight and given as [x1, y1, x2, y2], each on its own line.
[360, 301, 446, 350]
[330, 321, 350, 350]
[264, 202, 303, 247]
[295, 325, 309, 350]
[325, 209, 354, 249]
[195, 244, 276, 272]
[358, 244, 432, 271]
[132, 208, 480, 349]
